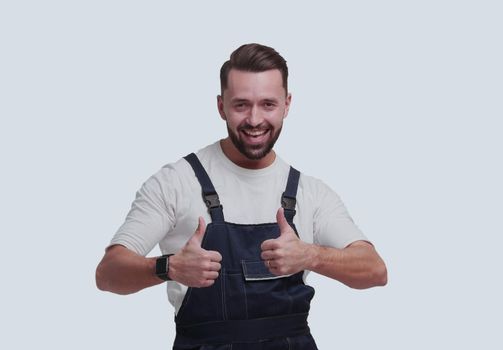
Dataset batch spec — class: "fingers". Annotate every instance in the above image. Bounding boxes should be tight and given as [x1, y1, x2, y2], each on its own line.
[263, 259, 284, 276]
[207, 250, 222, 262]
[268, 260, 278, 271]
[208, 261, 221, 272]
[263, 258, 276, 269]
[261, 249, 278, 261]
[203, 270, 219, 280]
[199, 253, 222, 273]
[199, 279, 216, 288]
[276, 207, 291, 234]
[173, 218, 225, 288]
[261, 238, 280, 251]
[191, 216, 207, 245]
[190, 259, 221, 288]
[187, 259, 221, 288]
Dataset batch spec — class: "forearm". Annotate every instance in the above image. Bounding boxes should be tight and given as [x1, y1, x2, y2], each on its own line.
[305, 241, 387, 289]
[95, 245, 164, 295]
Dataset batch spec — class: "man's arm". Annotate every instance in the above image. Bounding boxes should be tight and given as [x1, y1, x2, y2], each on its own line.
[96, 217, 222, 294]
[261, 208, 387, 289]
[95, 244, 163, 294]
[305, 240, 387, 289]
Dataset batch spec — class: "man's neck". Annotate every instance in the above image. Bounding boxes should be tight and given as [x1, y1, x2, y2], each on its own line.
[219, 138, 276, 169]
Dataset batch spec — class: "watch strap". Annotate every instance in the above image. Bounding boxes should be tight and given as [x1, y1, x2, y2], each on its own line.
[155, 254, 173, 281]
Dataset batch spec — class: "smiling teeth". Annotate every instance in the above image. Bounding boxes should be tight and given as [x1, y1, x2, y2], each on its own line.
[243, 130, 267, 136]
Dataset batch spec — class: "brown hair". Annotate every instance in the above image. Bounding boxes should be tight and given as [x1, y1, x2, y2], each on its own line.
[220, 43, 288, 96]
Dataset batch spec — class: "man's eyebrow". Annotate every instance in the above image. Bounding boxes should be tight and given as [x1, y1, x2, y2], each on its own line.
[229, 97, 280, 103]
[230, 98, 250, 103]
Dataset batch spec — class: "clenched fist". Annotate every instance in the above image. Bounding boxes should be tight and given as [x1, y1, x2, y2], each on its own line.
[169, 217, 222, 287]
[261, 208, 313, 276]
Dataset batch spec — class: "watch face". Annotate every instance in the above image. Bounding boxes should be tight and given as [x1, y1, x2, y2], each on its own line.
[156, 257, 167, 276]
[156, 255, 170, 280]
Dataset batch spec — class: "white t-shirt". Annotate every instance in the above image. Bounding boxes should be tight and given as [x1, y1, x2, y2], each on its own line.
[110, 141, 367, 313]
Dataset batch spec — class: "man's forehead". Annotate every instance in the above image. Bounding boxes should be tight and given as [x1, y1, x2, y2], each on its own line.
[227, 68, 283, 84]
[224, 69, 285, 99]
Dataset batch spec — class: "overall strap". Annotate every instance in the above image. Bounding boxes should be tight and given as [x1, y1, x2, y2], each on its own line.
[281, 166, 300, 224]
[184, 153, 224, 223]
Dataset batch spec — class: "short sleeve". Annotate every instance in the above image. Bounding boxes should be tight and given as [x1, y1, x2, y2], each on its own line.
[312, 180, 368, 249]
[109, 168, 177, 256]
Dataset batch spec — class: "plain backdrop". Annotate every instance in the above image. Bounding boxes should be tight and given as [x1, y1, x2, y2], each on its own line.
[1, 1, 502, 349]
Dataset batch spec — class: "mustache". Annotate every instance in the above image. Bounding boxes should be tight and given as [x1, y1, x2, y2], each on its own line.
[238, 123, 271, 131]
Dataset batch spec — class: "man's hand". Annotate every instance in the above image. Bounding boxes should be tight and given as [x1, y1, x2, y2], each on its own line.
[260, 208, 313, 276]
[169, 217, 222, 287]
[259, 208, 387, 289]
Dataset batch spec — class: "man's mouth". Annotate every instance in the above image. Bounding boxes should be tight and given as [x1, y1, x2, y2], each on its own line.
[240, 128, 270, 145]
[241, 129, 269, 137]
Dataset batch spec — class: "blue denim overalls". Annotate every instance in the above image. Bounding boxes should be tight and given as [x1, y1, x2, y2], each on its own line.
[173, 153, 317, 350]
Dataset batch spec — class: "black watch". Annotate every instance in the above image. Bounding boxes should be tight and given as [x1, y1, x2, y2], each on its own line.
[155, 254, 173, 281]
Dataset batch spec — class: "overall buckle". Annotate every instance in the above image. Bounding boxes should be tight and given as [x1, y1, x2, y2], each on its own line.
[281, 194, 296, 211]
[204, 193, 221, 209]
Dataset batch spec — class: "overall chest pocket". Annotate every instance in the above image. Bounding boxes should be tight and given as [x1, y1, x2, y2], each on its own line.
[223, 260, 298, 320]
[241, 260, 293, 280]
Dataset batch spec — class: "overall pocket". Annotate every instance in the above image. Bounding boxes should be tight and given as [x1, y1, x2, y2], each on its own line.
[240, 260, 294, 319]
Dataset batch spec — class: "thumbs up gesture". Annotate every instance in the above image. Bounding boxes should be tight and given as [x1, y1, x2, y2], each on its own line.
[260, 208, 312, 276]
[169, 217, 222, 287]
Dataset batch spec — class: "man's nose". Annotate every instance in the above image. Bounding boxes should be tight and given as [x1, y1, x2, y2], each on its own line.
[247, 105, 263, 127]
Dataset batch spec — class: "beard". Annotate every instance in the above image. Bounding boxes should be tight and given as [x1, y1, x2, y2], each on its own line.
[227, 122, 282, 160]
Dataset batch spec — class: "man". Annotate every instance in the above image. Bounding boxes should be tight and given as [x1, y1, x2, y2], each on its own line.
[96, 43, 387, 349]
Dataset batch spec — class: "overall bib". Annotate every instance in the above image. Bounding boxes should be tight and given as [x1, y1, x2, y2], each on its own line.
[173, 153, 317, 350]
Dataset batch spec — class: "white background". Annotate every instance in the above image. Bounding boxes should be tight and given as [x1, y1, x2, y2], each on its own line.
[1, 1, 502, 349]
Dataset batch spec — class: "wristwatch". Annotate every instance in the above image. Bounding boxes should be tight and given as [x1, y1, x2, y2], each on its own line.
[155, 254, 173, 281]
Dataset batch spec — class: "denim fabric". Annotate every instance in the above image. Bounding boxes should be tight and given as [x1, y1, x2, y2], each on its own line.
[173, 333, 318, 350]
[174, 154, 317, 349]
[175, 223, 315, 325]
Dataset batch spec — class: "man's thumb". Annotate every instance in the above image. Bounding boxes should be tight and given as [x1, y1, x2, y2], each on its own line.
[192, 216, 207, 244]
[276, 207, 291, 235]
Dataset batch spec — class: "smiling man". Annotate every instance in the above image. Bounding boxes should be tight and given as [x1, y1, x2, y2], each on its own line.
[96, 43, 387, 350]
[219, 68, 289, 167]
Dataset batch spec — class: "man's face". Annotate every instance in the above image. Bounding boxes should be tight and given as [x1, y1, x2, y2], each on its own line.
[218, 69, 291, 160]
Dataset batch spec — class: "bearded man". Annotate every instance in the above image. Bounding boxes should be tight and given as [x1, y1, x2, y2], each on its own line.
[96, 43, 387, 350]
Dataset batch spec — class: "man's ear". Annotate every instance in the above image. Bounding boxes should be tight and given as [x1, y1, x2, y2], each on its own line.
[283, 93, 292, 119]
[217, 95, 226, 120]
